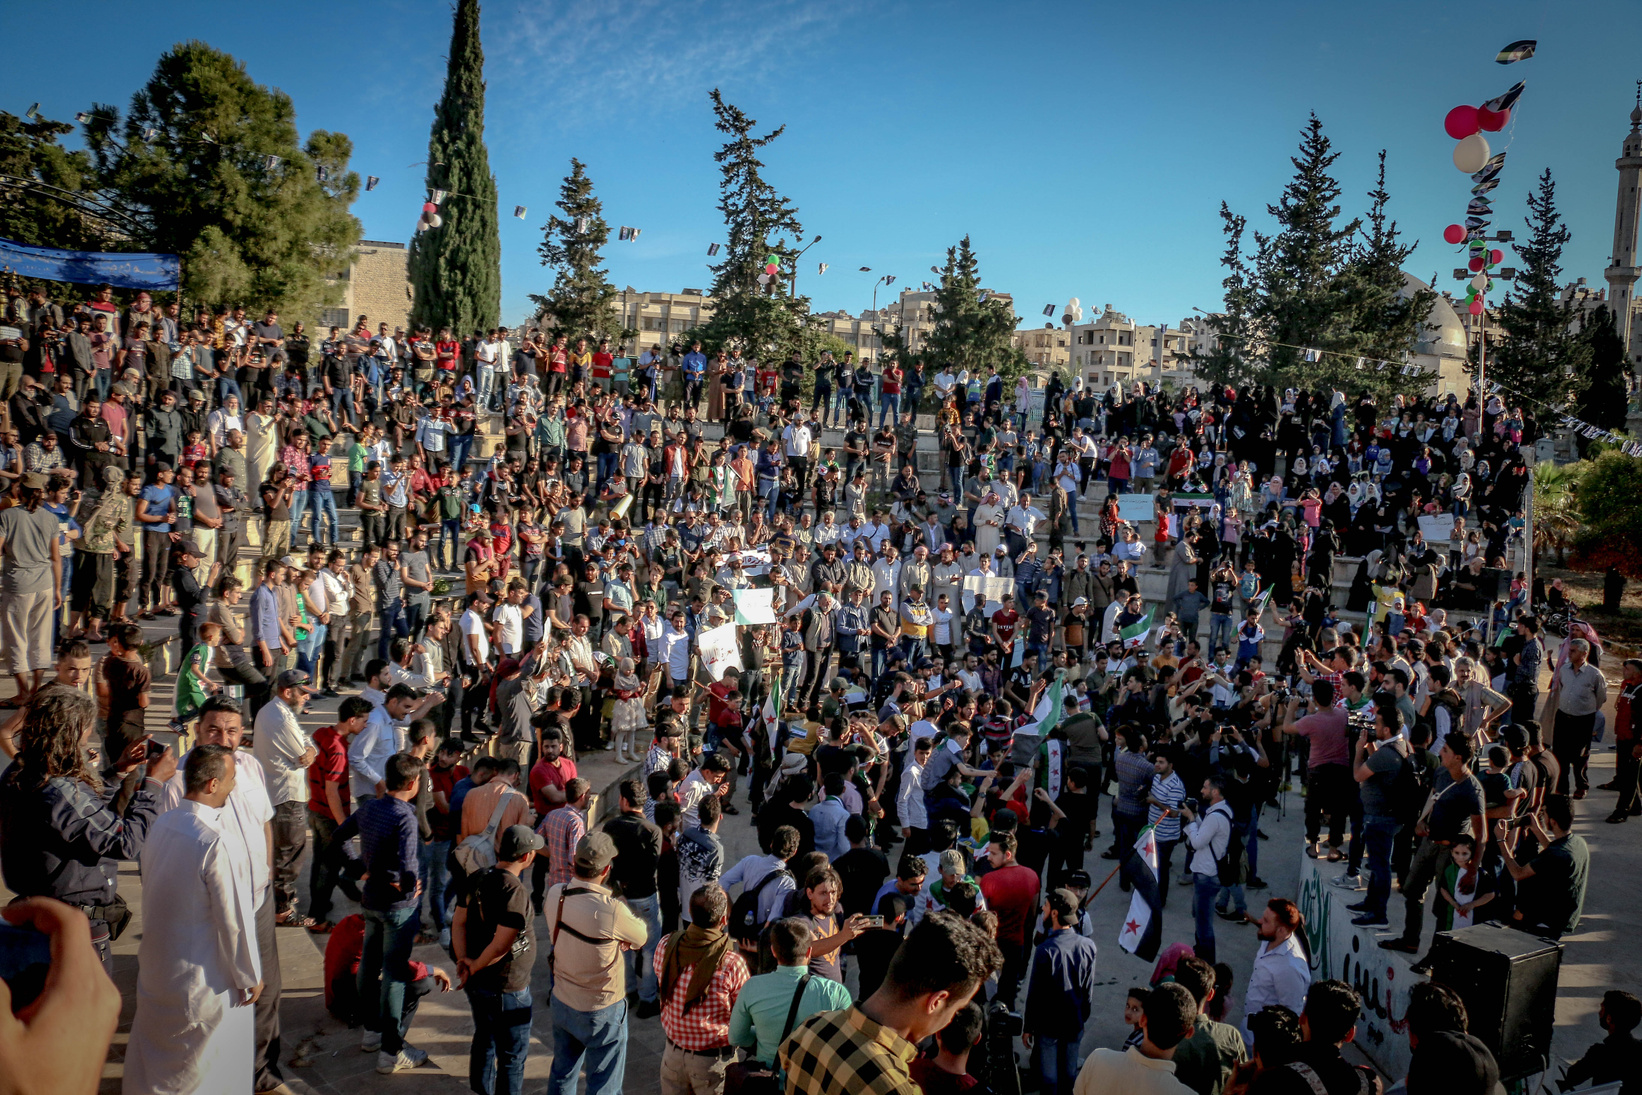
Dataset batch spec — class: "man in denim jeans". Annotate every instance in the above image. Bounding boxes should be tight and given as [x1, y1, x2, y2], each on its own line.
[1348, 705, 1408, 927]
[542, 831, 650, 1095]
[602, 779, 666, 1018]
[453, 823, 542, 1095]
[1179, 773, 1234, 965]
[334, 751, 443, 1073]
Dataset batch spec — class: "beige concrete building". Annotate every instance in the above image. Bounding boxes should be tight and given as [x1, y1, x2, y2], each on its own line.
[1013, 324, 1070, 369]
[312, 240, 413, 335]
[612, 287, 716, 354]
[1068, 304, 1197, 389]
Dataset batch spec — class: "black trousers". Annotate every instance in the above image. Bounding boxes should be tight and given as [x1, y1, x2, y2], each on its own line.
[254, 893, 284, 1090]
[1552, 711, 1597, 794]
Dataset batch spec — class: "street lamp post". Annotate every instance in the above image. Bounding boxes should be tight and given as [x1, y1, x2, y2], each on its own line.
[870, 274, 895, 363]
[787, 234, 822, 298]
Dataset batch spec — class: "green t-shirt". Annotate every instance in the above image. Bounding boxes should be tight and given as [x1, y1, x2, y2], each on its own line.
[177, 642, 212, 715]
[348, 442, 369, 474]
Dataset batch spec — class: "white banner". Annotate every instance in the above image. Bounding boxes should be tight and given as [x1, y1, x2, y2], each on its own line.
[962, 574, 1011, 614]
[1417, 514, 1459, 544]
[696, 621, 742, 681]
[731, 588, 779, 625]
[1115, 493, 1155, 523]
[1296, 853, 1415, 1080]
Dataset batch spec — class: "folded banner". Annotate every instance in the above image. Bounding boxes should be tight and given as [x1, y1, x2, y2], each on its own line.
[0, 237, 180, 290]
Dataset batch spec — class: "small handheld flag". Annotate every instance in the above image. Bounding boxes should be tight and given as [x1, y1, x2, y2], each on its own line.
[366, 175, 380, 191]
[1043, 304, 1055, 317]
[707, 243, 721, 256]
[430, 189, 448, 204]
[1117, 823, 1163, 960]
[513, 205, 527, 219]
[1119, 608, 1154, 650]
[1495, 40, 1536, 64]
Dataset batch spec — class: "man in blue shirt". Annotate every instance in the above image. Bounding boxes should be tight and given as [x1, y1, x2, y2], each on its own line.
[247, 558, 285, 713]
[807, 772, 852, 861]
[335, 752, 444, 1073]
[681, 340, 706, 408]
[1024, 888, 1099, 1095]
[136, 462, 177, 617]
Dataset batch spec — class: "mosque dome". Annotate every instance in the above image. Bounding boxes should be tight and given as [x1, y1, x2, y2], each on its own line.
[1399, 272, 1468, 356]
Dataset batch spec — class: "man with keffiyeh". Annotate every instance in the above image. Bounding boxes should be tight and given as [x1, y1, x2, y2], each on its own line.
[653, 884, 751, 1094]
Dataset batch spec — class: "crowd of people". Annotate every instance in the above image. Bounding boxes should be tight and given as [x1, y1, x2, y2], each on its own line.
[0, 281, 1624, 1095]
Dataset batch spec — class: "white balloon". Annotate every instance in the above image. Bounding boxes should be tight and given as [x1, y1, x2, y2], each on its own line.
[427, 213, 443, 228]
[1453, 133, 1491, 174]
[1470, 272, 1488, 291]
[757, 272, 771, 285]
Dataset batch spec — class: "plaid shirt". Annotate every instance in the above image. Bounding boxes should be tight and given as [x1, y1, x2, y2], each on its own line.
[651, 933, 749, 1051]
[538, 804, 587, 890]
[778, 1006, 921, 1095]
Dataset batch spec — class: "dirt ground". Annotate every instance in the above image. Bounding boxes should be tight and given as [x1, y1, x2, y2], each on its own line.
[1537, 563, 1642, 657]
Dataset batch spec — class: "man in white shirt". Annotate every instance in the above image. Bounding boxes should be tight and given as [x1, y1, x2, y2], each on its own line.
[782, 419, 812, 486]
[459, 591, 492, 670]
[251, 669, 319, 926]
[662, 610, 692, 689]
[491, 582, 526, 656]
[898, 737, 934, 852]
[933, 367, 957, 405]
[1240, 899, 1312, 1048]
[347, 683, 422, 802]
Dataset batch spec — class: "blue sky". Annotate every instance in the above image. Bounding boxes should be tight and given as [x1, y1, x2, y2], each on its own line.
[4, 0, 1639, 331]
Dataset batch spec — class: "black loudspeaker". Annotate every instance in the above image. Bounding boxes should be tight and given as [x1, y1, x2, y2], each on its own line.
[1479, 567, 1512, 604]
[1428, 924, 1562, 1081]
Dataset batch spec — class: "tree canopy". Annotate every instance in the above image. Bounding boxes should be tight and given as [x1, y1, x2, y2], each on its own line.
[82, 41, 361, 316]
[530, 158, 631, 347]
[881, 235, 1026, 393]
[0, 110, 107, 251]
[1200, 115, 1434, 398]
[1570, 450, 1642, 578]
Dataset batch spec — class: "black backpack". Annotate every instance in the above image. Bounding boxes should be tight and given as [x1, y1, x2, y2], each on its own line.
[730, 867, 791, 944]
[1390, 748, 1435, 825]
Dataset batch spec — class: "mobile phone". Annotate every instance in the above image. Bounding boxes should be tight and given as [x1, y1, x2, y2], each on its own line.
[147, 738, 168, 759]
[0, 922, 53, 1011]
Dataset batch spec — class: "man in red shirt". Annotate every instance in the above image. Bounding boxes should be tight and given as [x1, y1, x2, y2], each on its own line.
[878, 362, 903, 429]
[591, 337, 615, 388]
[529, 728, 578, 816]
[305, 695, 372, 930]
[991, 594, 1021, 656]
[978, 830, 1039, 1007]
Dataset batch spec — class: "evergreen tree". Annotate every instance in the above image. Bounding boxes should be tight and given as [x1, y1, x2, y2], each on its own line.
[529, 158, 630, 346]
[691, 90, 810, 360]
[889, 236, 1026, 383]
[409, 0, 501, 337]
[1575, 305, 1629, 432]
[82, 42, 361, 316]
[1336, 151, 1436, 397]
[1475, 170, 1589, 408]
[1191, 203, 1257, 388]
[0, 111, 106, 251]
[1249, 114, 1361, 388]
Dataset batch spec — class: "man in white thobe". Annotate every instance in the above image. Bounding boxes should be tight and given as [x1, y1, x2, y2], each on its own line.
[157, 697, 282, 1093]
[127, 745, 262, 1095]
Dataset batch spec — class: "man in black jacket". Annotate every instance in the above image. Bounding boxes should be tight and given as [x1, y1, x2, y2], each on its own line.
[800, 591, 836, 709]
[602, 779, 665, 1015]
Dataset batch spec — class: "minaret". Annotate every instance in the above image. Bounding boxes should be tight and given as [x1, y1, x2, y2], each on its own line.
[1604, 82, 1642, 360]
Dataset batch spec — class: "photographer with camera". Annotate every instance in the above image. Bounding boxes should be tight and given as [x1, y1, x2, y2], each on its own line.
[1349, 705, 1409, 927]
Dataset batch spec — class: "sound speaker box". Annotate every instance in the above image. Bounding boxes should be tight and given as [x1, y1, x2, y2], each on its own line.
[1428, 923, 1562, 1081]
[1479, 567, 1512, 604]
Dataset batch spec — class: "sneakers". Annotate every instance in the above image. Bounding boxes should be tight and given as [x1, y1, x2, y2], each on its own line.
[1346, 901, 1373, 913]
[376, 1046, 428, 1074]
[1379, 938, 1420, 954]
[439, 927, 451, 949]
[1351, 914, 1389, 927]
[1245, 877, 1269, 890]
[361, 1031, 382, 1053]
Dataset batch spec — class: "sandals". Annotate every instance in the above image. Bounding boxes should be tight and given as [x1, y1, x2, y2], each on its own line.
[277, 912, 319, 930]
[307, 920, 335, 934]
[1305, 844, 1322, 859]
[415, 932, 440, 946]
[1326, 847, 1344, 862]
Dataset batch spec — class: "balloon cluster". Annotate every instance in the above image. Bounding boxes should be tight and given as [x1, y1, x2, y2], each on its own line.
[416, 191, 447, 233]
[1440, 70, 1528, 316]
[757, 252, 781, 286]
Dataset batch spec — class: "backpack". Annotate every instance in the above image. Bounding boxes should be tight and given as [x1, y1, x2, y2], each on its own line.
[1390, 749, 1434, 826]
[1217, 810, 1247, 887]
[454, 787, 516, 874]
[730, 866, 791, 944]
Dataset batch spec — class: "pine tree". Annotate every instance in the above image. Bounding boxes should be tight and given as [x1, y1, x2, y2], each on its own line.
[1250, 114, 1361, 387]
[1476, 170, 1589, 409]
[409, 0, 501, 337]
[905, 236, 1027, 382]
[1192, 203, 1257, 388]
[529, 159, 630, 347]
[691, 90, 810, 360]
[1575, 305, 1629, 432]
[83, 42, 361, 316]
[1336, 151, 1434, 397]
[0, 110, 105, 251]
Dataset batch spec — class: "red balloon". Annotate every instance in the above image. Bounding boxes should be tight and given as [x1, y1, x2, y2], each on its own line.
[1443, 224, 1466, 245]
[1444, 105, 1480, 140]
[1489, 249, 1504, 265]
[1477, 107, 1510, 132]
[1468, 300, 1484, 316]
[422, 202, 437, 213]
[1469, 257, 1485, 272]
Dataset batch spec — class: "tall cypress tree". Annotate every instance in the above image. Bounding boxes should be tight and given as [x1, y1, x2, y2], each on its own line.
[1575, 305, 1629, 433]
[529, 158, 628, 346]
[409, 0, 500, 337]
[1475, 170, 1589, 408]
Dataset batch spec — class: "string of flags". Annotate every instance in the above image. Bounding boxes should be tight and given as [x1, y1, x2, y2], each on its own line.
[618, 226, 641, 241]
[514, 206, 527, 219]
[707, 244, 721, 256]
[1212, 331, 1439, 377]
[1481, 377, 1641, 456]
[818, 262, 828, 275]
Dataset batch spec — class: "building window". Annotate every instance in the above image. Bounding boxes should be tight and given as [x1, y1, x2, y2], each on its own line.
[318, 308, 348, 329]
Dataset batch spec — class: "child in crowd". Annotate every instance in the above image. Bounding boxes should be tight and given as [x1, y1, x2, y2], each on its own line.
[910, 1001, 983, 1095]
[173, 621, 222, 747]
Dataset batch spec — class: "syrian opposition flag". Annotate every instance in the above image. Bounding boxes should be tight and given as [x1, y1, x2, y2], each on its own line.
[1118, 823, 1164, 961]
[1120, 608, 1154, 650]
[1248, 587, 1273, 621]
[1014, 677, 1065, 777]
[758, 671, 784, 753]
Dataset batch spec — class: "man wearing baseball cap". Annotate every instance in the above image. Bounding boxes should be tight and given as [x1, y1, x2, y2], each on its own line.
[541, 831, 648, 1095]
[255, 669, 320, 928]
[453, 824, 544, 1095]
